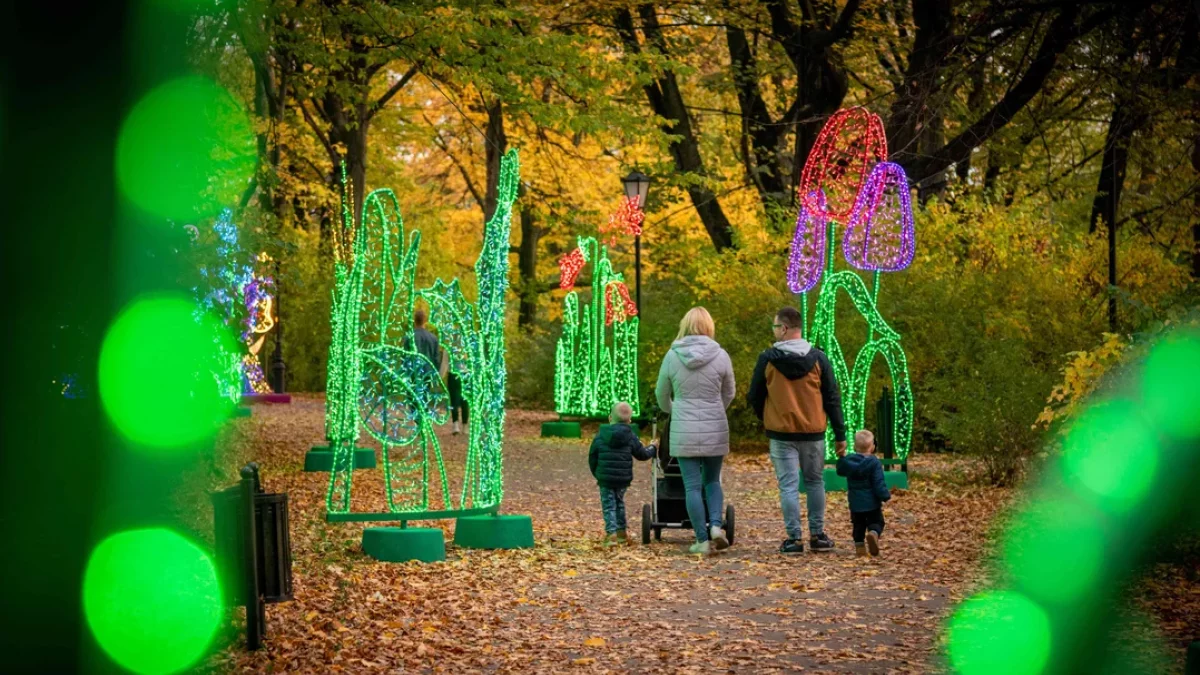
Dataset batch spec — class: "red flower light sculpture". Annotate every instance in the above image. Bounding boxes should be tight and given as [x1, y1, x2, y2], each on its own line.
[600, 196, 645, 247]
[799, 107, 888, 221]
[786, 191, 829, 293]
[842, 162, 915, 272]
[559, 247, 586, 290]
[604, 281, 638, 326]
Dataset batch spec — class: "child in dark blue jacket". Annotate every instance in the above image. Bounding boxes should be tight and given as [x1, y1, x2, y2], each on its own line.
[835, 430, 892, 557]
[589, 402, 657, 544]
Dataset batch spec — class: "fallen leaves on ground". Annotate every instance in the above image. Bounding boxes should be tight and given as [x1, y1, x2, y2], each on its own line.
[187, 397, 1196, 673]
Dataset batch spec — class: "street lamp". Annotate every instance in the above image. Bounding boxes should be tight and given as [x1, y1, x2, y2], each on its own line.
[621, 170, 651, 314]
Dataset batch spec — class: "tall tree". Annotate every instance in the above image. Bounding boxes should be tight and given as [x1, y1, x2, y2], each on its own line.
[614, 5, 736, 251]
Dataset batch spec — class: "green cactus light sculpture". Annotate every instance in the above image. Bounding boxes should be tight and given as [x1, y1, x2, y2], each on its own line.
[323, 149, 521, 528]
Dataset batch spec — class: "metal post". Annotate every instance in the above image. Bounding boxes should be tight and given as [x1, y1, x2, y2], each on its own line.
[240, 464, 264, 649]
[634, 233, 642, 315]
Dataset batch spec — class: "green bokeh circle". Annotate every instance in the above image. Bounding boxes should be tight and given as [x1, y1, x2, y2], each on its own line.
[1004, 498, 1106, 605]
[116, 76, 254, 219]
[947, 590, 1052, 675]
[1141, 334, 1200, 438]
[83, 528, 222, 675]
[99, 294, 235, 449]
[1061, 400, 1158, 512]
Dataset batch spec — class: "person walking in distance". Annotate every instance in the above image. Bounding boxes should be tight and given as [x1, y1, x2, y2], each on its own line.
[747, 307, 847, 554]
[410, 309, 440, 365]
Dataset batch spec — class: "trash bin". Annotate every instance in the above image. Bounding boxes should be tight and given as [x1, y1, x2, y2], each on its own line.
[212, 463, 293, 649]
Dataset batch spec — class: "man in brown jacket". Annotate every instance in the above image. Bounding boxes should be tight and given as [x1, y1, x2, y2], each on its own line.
[747, 307, 847, 553]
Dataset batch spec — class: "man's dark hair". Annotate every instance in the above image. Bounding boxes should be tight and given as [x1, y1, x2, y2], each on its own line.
[776, 306, 802, 330]
[414, 309, 427, 326]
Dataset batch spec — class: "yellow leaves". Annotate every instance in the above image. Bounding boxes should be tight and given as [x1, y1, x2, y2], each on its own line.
[572, 657, 597, 666]
[583, 637, 606, 648]
[563, 569, 578, 577]
[1037, 332, 1130, 430]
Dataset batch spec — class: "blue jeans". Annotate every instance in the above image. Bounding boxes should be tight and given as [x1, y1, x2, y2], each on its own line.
[599, 486, 628, 534]
[678, 456, 724, 543]
[769, 439, 826, 540]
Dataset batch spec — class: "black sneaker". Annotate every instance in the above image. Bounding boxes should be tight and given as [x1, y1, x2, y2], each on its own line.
[779, 539, 804, 554]
[809, 532, 835, 551]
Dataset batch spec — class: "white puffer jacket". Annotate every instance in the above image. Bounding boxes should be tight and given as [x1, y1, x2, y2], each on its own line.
[655, 335, 736, 457]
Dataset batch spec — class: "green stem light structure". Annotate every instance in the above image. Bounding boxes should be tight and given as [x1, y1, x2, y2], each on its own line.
[324, 149, 520, 515]
[553, 235, 640, 418]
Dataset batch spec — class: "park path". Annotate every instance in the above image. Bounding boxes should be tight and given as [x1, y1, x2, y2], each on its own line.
[205, 396, 1006, 674]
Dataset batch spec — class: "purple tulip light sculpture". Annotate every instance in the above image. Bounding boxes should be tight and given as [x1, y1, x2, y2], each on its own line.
[842, 162, 915, 272]
[786, 191, 829, 293]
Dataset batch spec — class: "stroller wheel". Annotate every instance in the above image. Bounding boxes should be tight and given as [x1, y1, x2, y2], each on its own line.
[654, 528, 662, 541]
[725, 504, 736, 545]
[641, 504, 652, 545]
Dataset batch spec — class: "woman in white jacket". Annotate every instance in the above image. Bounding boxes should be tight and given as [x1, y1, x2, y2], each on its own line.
[655, 307, 736, 554]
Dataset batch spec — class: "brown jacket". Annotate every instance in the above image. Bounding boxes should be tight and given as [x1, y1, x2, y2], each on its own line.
[747, 339, 846, 442]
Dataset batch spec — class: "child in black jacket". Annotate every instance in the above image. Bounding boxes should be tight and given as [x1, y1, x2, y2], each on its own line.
[589, 402, 657, 543]
[835, 430, 892, 557]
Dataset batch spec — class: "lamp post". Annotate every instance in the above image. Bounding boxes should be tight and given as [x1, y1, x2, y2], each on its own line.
[621, 170, 650, 314]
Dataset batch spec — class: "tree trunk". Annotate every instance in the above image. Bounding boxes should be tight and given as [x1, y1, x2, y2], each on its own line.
[615, 6, 735, 251]
[482, 98, 508, 223]
[760, 0, 855, 199]
[516, 194, 541, 328]
[887, 0, 953, 169]
[724, 23, 787, 214]
[1192, 131, 1200, 279]
[956, 59, 988, 182]
[1089, 104, 1137, 236]
[898, 6, 1104, 184]
[317, 87, 369, 231]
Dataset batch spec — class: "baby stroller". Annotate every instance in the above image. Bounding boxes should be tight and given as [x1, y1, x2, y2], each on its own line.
[640, 415, 735, 545]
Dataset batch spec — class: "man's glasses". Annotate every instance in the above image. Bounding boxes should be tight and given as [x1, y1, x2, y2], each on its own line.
[772, 323, 784, 329]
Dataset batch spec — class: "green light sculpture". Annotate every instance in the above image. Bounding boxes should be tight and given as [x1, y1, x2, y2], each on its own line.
[793, 108, 916, 463]
[553, 235, 640, 418]
[806, 251, 915, 461]
[325, 149, 520, 516]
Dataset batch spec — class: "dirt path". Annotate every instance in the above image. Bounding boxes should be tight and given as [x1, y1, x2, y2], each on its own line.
[210, 397, 1007, 674]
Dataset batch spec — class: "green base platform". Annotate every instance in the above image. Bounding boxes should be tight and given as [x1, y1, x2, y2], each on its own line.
[362, 527, 445, 563]
[232, 407, 252, 418]
[303, 446, 376, 472]
[453, 514, 534, 550]
[801, 467, 909, 492]
[541, 421, 581, 438]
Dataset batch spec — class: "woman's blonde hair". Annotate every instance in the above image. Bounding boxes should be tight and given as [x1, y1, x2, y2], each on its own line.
[676, 306, 716, 340]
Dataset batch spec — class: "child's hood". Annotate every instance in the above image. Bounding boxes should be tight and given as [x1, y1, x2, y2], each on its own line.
[840, 452, 879, 479]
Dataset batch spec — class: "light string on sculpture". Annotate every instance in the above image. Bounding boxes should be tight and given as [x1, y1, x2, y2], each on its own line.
[798, 107, 888, 221]
[420, 148, 521, 509]
[554, 224, 640, 418]
[355, 186, 450, 514]
[191, 208, 277, 400]
[789, 108, 915, 462]
[843, 162, 915, 273]
[600, 195, 645, 246]
[325, 164, 366, 513]
[324, 149, 522, 515]
[559, 246, 587, 290]
[239, 253, 276, 395]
